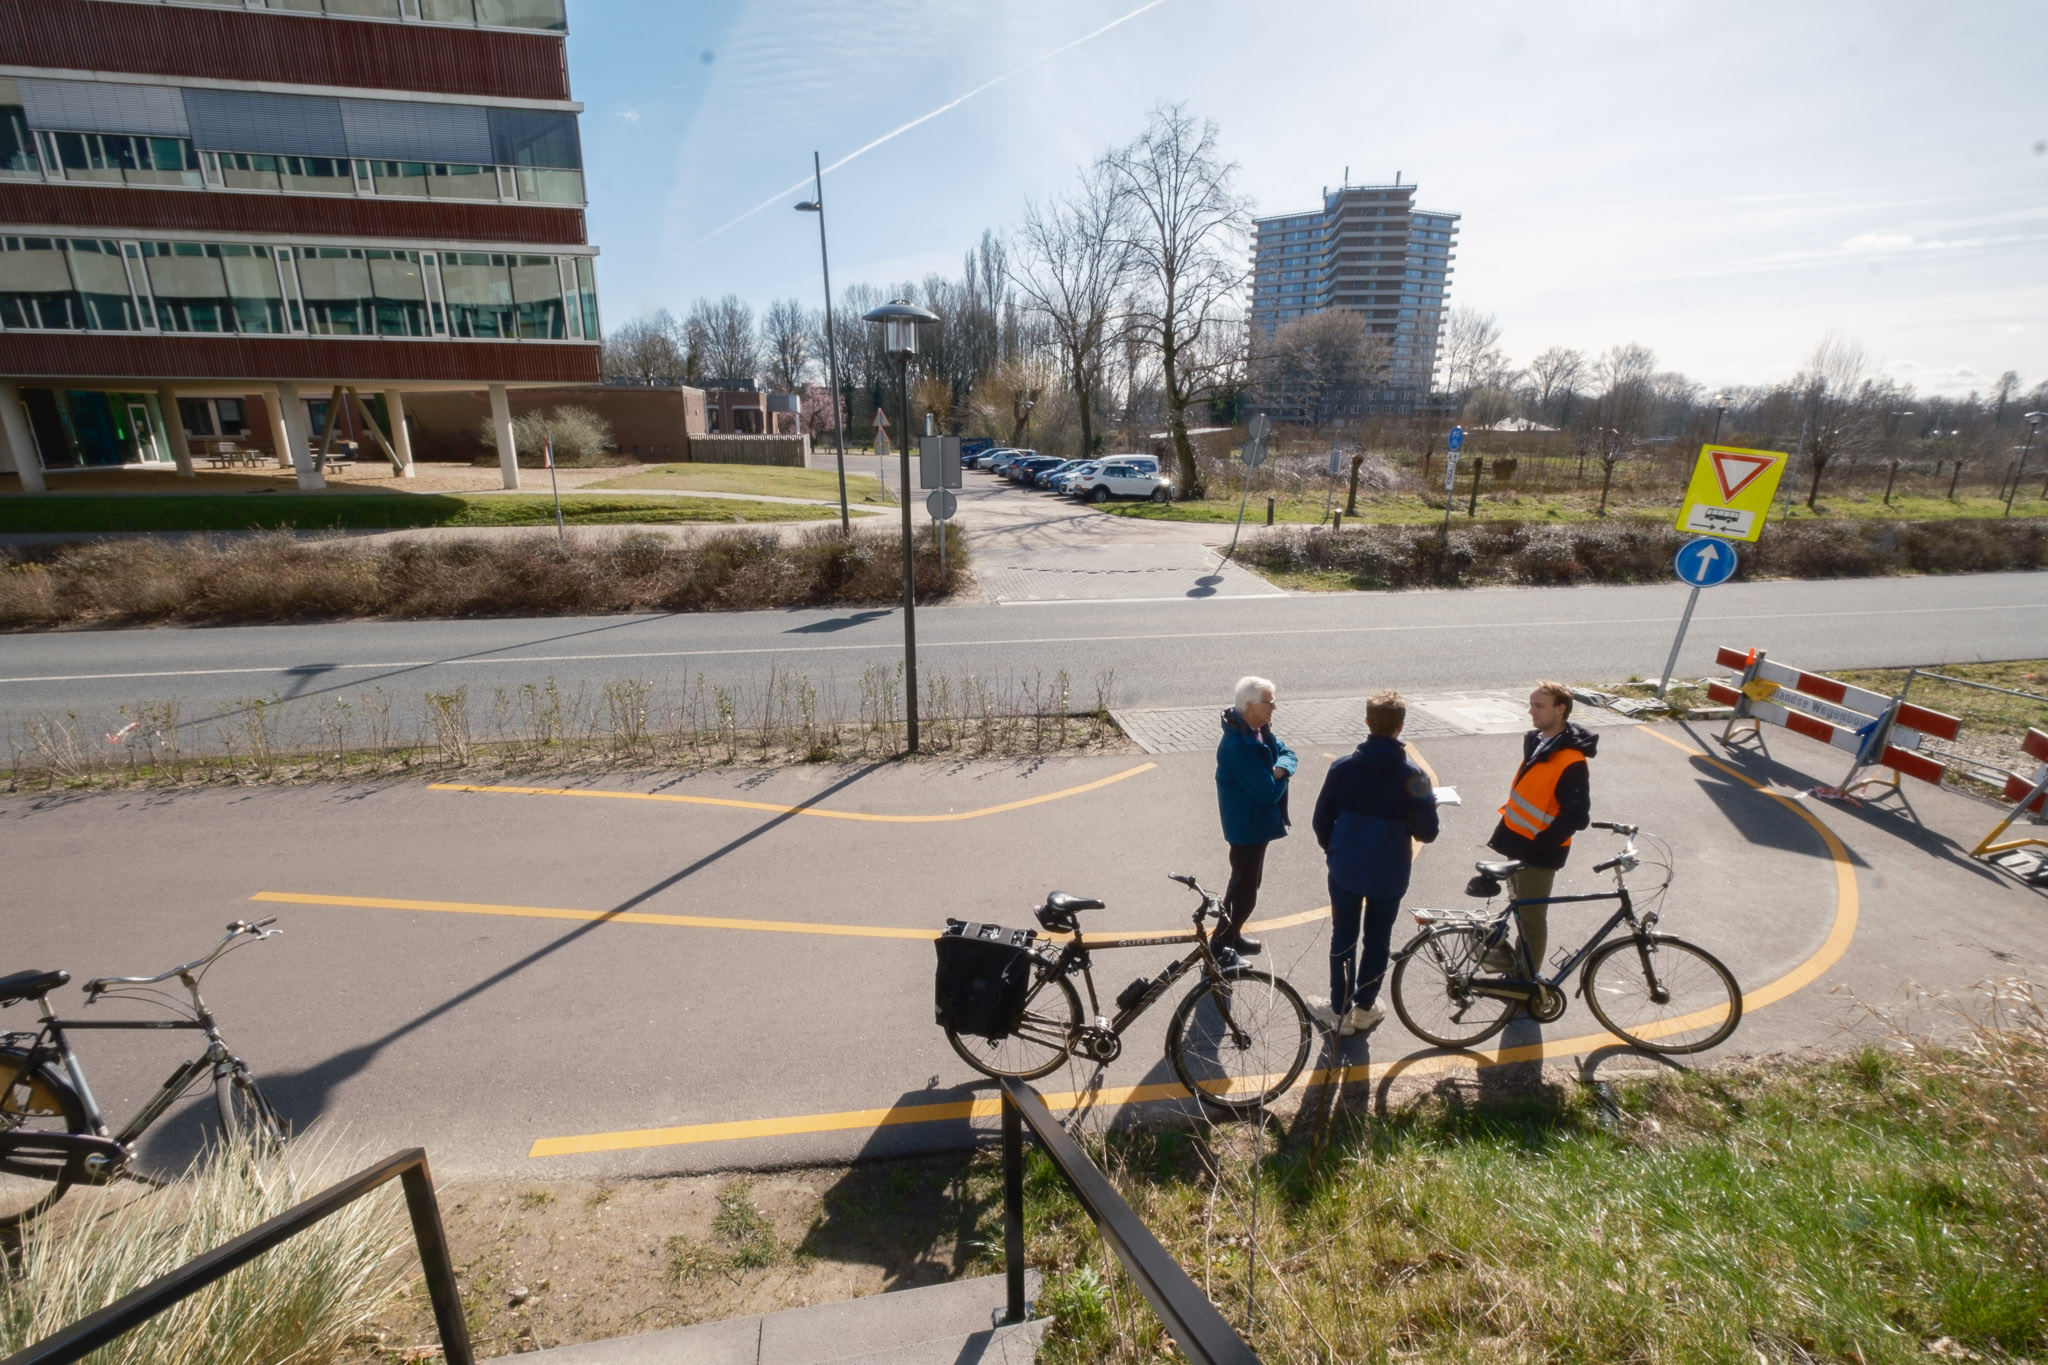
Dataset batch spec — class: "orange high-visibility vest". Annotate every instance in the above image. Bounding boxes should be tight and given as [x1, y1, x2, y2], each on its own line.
[1499, 747, 1587, 844]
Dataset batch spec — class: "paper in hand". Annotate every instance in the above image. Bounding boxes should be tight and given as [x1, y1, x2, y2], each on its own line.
[1431, 786, 1462, 806]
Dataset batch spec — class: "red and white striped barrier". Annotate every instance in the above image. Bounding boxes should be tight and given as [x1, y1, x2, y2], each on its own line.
[1709, 648, 1961, 795]
[1973, 728, 2048, 859]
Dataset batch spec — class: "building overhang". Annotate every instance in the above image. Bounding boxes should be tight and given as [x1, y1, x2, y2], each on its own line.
[1, 333, 601, 386]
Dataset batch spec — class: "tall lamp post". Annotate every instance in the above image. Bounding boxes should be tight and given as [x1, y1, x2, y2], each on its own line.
[862, 298, 939, 754]
[1710, 392, 1730, 443]
[2009, 411, 2044, 516]
[794, 153, 851, 535]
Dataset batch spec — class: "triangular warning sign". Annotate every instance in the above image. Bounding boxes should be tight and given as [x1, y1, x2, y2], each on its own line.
[1710, 450, 1774, 501]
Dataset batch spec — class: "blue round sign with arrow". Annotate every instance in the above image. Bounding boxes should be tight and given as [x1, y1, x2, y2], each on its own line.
[1446, 425, 1465, 452]
[1673, 536, 1738, 588]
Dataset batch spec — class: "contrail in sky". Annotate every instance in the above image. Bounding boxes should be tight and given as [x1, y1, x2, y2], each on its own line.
[683, 0, 1171, 253]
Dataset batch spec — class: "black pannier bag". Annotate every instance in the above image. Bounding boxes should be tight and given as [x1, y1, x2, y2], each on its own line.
[935, 920, 1039, 1039]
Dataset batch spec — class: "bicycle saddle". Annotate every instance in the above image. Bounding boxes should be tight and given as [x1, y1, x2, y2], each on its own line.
[1043, 892, 1105, 914]
[0, 969, 68, 1006]
[1474, 859, 1523, 879]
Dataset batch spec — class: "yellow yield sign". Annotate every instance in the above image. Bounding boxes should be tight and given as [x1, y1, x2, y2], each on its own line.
[1675, 444, 1789, 541]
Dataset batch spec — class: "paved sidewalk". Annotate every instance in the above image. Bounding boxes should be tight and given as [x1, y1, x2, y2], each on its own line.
[975, 542, 1284, 604]
[500, 1272, 1046, 1364]
[1113, 688, 1644, 753]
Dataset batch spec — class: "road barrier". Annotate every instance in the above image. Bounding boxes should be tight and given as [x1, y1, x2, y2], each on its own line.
[1708, 648, 1962, 801]
[1971, 727, 2048, 860]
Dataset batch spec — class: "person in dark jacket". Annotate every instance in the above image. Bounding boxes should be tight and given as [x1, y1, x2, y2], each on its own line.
[1213, 676, 1297, 961]
[1312, 690, 1440, 1036]
[1485, 681, 1598, 971]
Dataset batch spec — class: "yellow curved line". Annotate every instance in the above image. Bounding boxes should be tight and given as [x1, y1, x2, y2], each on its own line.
[430, 762, 1157, 823]
[527, 724, 1860, 1158]
[251, 891, 939, 941]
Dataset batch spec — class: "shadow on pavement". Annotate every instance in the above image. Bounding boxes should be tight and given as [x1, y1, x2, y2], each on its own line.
[783, 609, 891, 635]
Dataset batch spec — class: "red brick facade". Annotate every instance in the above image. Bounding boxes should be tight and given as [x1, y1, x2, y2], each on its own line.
[0, 333, 600, 384]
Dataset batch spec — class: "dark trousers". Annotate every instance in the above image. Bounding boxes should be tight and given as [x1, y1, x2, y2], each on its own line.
[1328, 879, 1402, 1010]
[1219, 841, 1268, 949]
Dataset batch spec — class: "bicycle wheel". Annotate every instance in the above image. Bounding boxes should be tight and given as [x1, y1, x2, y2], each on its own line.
[946, 974, 1082, 1081]
[1, 1046, 90, 1227]
[1167, 967, 1312, 1114]
[216, 1065, 287, 1153]
[1390, 925, 1519, 1049]
[1583, 934, 1742, 1054]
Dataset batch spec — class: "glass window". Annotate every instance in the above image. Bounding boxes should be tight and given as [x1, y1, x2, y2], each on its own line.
[440, 251, 512, 338]
[574, 255, 597, 340]
[417, 0, 476, 20]
[513, 165, 583, 204]
[369, 159, 429, 197]
[217, 152, 281, 192]
[0, 107, 39, 177]
[277, 154, 352, 195]
[219, 244, 285, 333]
[51, 131, 121, 184]
[0, 237, 83, 329]
[510, 253, 563, 338]
[424, 162, 496, 200]
[323, 0, 405, 14]
[140, 241, 233, 333]
[216, 397, 247, 433]
[295, 246, 373, 335]
[365, 249, 429, 336]
[66, 239, 140, 330]
[472, 0, 565, 29]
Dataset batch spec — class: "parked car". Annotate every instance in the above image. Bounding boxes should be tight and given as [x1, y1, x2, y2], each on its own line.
[1034, 459, 1089, 489]
[986, 448, 1037, 476]
[968, 445, 1019, 470]
[960, 437, 995, 463]
[1051, 461, 1102, 493]
[1070, 460, 1174, 504]
[1009, 456, 1064, 484]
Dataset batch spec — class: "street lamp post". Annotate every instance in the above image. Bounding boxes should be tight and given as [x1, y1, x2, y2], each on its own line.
[1710, 392, 1730, 444]
[794, 153, 851, 535]
[2008, 411, 2044, 516]
[862, 299, 939, 755]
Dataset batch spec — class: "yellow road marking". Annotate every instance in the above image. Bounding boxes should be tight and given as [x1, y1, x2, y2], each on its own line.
[527, 724, 1860, 1158]
[430, 762, 1156, 823]
[251, 891, 939, 941]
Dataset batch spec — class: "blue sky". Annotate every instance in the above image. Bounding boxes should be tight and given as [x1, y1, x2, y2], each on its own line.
[568, 0, 2045, 397]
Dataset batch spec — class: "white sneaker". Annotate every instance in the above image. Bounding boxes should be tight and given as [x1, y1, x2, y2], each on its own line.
[1303, 995, 1342, 1032]
[1340, 1005, 1384, 1037]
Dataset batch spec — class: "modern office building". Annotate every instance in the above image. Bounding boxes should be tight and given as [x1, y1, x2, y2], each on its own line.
[1248, 177, 1458, 416]
[0, 0, 600, 491]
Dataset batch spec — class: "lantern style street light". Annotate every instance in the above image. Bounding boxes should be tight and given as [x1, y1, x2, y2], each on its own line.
[1710, 392, 1730, 443]
[861, 298, 939, 754]
[794, 152, 851, 535]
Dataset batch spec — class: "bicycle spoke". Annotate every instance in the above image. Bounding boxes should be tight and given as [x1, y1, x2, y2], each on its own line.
[1584, 935, 1741, 1054]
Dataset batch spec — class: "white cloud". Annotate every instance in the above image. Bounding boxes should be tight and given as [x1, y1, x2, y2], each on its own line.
[1842, 231, 1914, 253]
[616, 110, 641, 124]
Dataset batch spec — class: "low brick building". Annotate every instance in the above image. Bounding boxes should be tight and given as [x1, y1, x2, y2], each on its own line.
[399, 383, 705, 463]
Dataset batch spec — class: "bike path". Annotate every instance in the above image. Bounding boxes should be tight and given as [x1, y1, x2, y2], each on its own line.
[5, 721, 2043, 1179]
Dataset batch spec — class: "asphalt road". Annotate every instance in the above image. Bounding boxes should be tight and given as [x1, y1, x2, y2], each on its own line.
[4, 572, 2043, 752]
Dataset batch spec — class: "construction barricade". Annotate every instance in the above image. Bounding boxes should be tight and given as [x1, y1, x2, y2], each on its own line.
[1971, 727, 2048, 860]
[1706, 647, 1962, 804]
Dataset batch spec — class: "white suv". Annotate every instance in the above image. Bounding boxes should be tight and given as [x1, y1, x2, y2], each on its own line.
[1071, 459, 1173, 504]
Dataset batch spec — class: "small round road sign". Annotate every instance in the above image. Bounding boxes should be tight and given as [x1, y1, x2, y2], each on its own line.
[925, 488, 957, 521]
[1673, 536, 1738, 588]
[1447, 425, 1465, 452]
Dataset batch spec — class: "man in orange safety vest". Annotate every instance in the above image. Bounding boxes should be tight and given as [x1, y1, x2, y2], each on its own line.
[1484, 681, 1598, 972]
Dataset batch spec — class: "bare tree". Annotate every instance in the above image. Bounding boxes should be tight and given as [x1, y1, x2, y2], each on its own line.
[600, 312, 686, 385]
[1526, 346, 1586, 426]
[1798, 333, 1869, 507]
[762, 298, 813, 392]
[1103, 104, 1251, 497]
[1584, 342, 1657, 514]
[1012, 165, 1130, 459]
[690, 294, 760, 382]
[1258, 310, 1389, 426]
[1438, 307, 1505, 405]
[1992, 370, 2020, 427]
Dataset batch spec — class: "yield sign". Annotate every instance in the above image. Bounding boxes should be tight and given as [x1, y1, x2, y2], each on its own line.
[1711, 449, 1775, 501]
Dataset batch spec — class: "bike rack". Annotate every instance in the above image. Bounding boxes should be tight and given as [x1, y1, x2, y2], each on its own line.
[0, 1148, 474, 1365]
[998, 1077, 1260, 1365]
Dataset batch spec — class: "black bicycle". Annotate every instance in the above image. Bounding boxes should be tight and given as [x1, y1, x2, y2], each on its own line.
[1390, 823, 1743, 1054]
[945, 874, 1315, 1113]
[1, 918, 287, 1226]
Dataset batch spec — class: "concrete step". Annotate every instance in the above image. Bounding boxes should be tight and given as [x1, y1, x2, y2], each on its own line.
[494, 1271, 1047, 1364]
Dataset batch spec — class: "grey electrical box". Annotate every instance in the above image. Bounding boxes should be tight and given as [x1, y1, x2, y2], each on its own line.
[919, 435, 962, 489]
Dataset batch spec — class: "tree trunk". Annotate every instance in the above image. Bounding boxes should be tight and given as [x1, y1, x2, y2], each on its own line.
[1161, 334, 1201, 498]
[1806, 456, 1827, 509]
[1345, 452, 1363, 516]
[1597, 458, 1615, 515]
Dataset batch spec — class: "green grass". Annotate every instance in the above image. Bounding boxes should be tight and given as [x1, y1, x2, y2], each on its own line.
[1025, 1015, 2048, 1364]
[1831, 658, 2048, 746]
[1107, 488, 2048, 527]
[585, 461, 893, 503]
[0, 492, 859, 534]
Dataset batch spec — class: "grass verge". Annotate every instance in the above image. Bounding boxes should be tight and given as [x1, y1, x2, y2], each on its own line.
[1106, 489, 2048, 526]
[1, 523, 957, 629]
[0, 492, 858, 535]
[586, 461, 893, 504]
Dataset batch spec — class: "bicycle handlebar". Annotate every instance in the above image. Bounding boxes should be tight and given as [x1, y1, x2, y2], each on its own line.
[1590, 821, 1639, 837]
[1167, 872, 1223, 918]
[84, 918, 281, 997]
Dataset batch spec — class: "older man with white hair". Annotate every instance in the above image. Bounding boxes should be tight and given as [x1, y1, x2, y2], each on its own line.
[1212, 675, 1297, 961]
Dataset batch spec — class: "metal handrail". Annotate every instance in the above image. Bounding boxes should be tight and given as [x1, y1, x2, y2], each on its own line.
[999, 1078, 1259, 1365]
[0, 1148, 473, 1365]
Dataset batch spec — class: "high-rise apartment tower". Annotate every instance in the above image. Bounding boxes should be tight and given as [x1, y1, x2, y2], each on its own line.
[1248, 178, 1458, 416]
[0, 0, 600, 490]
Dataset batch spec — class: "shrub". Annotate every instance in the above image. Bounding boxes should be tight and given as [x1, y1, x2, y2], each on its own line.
[475, 405, 615, 467]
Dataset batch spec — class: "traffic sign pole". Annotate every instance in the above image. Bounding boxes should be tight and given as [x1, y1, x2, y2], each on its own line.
[1657, 537, 1739, 698]
[1657, 586, 1703, 701]
[1225, 414, 1272, 561]
[1439, 426, 1465, 544]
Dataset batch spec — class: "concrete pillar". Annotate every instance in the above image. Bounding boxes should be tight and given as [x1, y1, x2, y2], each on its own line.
[383, 389, 415, 478]
[261, 390, 292, 471]
[0, 380, 46, 492]
[272, 382, 325, 491]
[156, 386, 195, 477]
[489, 383, 521, 490]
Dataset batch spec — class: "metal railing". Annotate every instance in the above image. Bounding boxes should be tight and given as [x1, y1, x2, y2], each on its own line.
[998, 1078, 1259, 1365]
[1, 1148, 474, 1365]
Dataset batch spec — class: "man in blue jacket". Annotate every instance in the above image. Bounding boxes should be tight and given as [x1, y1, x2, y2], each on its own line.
[1213, 676, 1297, 962]
[1312, 690, 1440, 1036]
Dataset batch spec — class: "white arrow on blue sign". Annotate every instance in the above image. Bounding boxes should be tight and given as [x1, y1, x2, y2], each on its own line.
[1446, 425, 1465, 452]
[1673, 536, 1738, 588]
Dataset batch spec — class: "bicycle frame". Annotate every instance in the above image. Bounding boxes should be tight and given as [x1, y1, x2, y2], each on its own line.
[1411, 886, 1656, 1000]
[1034, 891, 1238, 1043]
[9, 1002, 238, 1145]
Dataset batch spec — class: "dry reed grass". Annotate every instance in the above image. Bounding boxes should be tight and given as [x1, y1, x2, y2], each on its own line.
[0, 524, 963, 630]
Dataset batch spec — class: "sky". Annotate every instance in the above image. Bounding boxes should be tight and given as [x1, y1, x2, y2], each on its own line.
[567, 0, 2047, 398]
